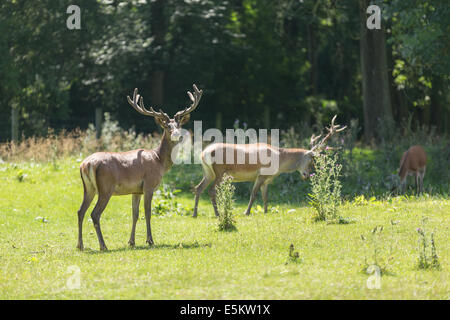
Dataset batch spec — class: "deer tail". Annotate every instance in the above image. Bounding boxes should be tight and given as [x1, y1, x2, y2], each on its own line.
[80, 162, 98, 195]
[200, 151, 216, 181]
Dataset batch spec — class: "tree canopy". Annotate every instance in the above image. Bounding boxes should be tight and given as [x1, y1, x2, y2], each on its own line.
[0, 0, 448, 141]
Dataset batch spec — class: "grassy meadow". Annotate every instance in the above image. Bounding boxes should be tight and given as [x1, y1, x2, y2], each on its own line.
[0, 157, 448, 299]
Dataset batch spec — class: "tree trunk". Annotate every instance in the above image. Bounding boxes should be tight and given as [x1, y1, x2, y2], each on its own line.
[150, 71, 164, 107]
[387, 36, 407, 124]
[359, 0, 393, 141]
[393, 89, 408, 124]
[11, 105, 19, 142]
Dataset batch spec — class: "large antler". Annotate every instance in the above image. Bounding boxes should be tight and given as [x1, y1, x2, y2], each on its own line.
[310, 115, 347, 152]
[127, 88, 170, 122]
[174, 84, 203, 120]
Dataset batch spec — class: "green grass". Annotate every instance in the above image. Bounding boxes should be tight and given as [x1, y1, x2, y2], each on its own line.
[0, 158, 448, 299]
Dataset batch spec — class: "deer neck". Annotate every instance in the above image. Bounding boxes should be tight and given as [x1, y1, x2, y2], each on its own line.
[155, 131, 175, 172]
[398, 161, 408, 181]
[279, 148, 308, 173]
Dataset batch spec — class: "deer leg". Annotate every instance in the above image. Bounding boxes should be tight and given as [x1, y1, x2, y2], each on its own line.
[418, 169, 424, 195]
[90, 193, 112, 251]
[208, 175, 223, 217]
[419, 175, 423, 195]
[77, 189, 95, 251]
[261, 183, 269, 213]
[415, 173, 419, 196]
[208, 185, 219, 217]
[400, 177, 406, 194]
[193, 176, 212, 218]
[245, 176, 266, 215]
[144, 190, 154, 246]
[128, 194, 141, 247]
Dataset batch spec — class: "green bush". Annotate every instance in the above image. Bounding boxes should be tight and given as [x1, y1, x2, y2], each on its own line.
[216, 174, 237, 231]
[416, 218, 440, 270]
[152, 184, 191, 216]
[360, 225, 395, 275]
[308, 149, 343, 222]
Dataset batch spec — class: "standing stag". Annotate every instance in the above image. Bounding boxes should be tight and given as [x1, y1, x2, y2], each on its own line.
[193, 116, 346, 217]
[77, 84, 202, 251]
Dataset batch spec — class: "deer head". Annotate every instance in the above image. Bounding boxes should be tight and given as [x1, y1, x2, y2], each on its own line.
[308, 115, 347, 155]
[127, 84, 203, 142]
[297, 115, 346, 180]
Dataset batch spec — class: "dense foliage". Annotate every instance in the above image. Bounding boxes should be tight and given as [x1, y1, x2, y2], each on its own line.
[0, 0, 448, 141]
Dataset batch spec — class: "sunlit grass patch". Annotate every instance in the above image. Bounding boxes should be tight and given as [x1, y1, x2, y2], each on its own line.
[0, 158, 448, 299]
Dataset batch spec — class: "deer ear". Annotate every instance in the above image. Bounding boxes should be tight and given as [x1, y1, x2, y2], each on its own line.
[178, 113, 190, 125]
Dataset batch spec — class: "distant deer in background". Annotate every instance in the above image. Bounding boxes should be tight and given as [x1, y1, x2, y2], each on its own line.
[397, 145, 427, 195]
[193, 116, 346, 217]
[77, 85, 202, 251]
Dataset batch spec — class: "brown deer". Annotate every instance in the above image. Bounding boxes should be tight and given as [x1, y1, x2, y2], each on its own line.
[193, 116, 346, 217]
[77, 84, 203, 251]
[398, 145, 427, 195]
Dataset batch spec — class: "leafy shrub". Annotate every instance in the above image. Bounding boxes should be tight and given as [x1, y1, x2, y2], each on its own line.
[308, 149, 343, 222]
[416, 218, 440, 270]
[152, 184, 191, 216]
[216, 174, 237, 231]
[360, 225, 395, 275]
[286, 243, 301, 264]
[98, 112, 160, 152]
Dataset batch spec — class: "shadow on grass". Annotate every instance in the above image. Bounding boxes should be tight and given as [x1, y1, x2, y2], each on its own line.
[84, 241, 212, 254]
[216, 225, 238, 232]
[184, 191, 311, 208]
